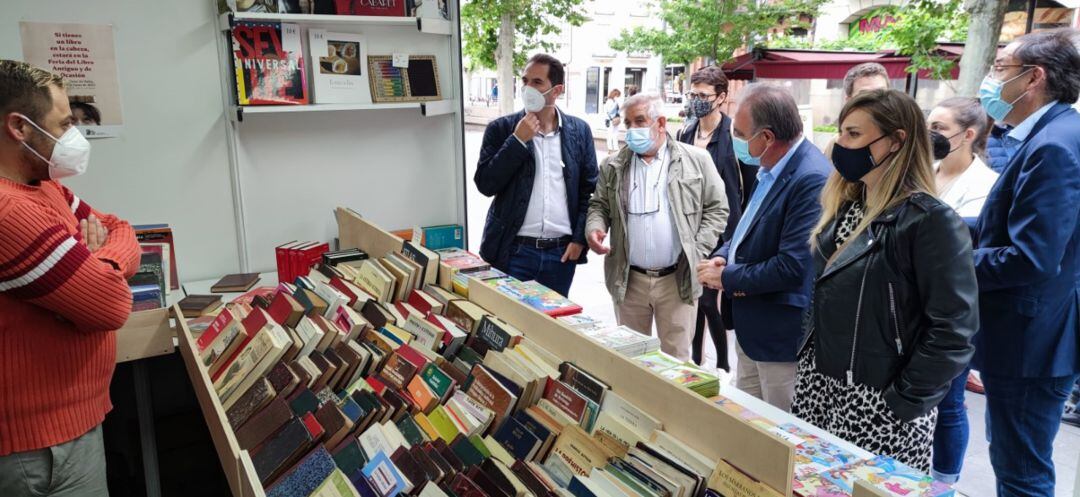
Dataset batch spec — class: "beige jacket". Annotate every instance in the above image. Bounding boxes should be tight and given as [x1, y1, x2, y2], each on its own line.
[586, 135, 729, 304]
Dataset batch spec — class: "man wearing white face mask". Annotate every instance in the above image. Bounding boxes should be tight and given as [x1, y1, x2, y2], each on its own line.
[475, 54, 598, 297]
[0, 60, 140, 496]
[586, 93, 728, 361]
[971, 29, 1080, 497]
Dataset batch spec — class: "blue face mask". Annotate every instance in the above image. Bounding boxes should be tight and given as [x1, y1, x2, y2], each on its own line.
[732, 129, 768, 166]
[979, 68, 1032, 122]
[626, 123, 656, 155]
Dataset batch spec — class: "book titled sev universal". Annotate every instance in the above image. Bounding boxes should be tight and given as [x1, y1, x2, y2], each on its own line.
[231, 21, 309, 105]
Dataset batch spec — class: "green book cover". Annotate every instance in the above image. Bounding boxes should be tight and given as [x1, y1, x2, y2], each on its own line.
[396, 415, 430, 447]
[428, 406, 462, 443]
[450, 435, 487, 467]
[603, 464, 661, 497]
[467, 434, 492, 459]
[421, 363, 455, 400]
[332, 440, 369, 477]
[581, 399, 601, 433]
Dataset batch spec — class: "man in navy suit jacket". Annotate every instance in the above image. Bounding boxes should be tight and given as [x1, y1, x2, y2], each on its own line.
[697, 84, 830, 412]
[972, 29, 1080, 497]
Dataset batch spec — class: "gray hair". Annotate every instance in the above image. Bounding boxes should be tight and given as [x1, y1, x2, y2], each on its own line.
[1013, 28, 1080, 104]
[623, 92, 664, 121]
[736, 83, 802, 142]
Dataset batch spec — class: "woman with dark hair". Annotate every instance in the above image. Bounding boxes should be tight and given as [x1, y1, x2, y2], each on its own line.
[925, 96, 998, 484]
[791, 89, 978, 471]
[70, 101, 101, 126]
[677, 66, 751, 372]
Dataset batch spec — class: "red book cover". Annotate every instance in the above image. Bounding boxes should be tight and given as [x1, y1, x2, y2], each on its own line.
[329, 277, 359, 306]
[210, 308, 272, 383]
[233, 286, 277, 307]
[304, 243, 331, 275]
[301, 411, 325, 440]
[334, 0, 408, 16]
[367, 376, 388, 396]
[541, 378, 586, 423]
[290, 242, 317, 281]
[396, 344, 429, 372]
[394, 302, 414, 321]
[231, 21, 309, 105]
[275, 240, 299, 283]
[407, 290, 433, 316]
[267, 291, 295, 326]
[196, 308, 235, 352]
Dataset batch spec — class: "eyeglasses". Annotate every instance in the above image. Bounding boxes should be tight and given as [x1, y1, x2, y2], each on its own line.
[684, 92, 718, 100]
[990, 64, 1034, 78]
[628, 158, 664, 216]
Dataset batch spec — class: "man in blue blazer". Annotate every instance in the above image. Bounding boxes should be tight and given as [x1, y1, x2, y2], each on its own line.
[474, 54, 598, 297]
[973, 29, 1080, 497]
[697, 83, 830, 412]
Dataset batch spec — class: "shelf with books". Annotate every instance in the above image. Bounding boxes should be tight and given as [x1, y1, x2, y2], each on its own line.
[218, 12, 452, 35]
[230, 100, 458, 122]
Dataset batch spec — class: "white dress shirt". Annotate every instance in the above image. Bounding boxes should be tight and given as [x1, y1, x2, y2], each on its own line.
[517, 110, 572, 239]
[626, 142, 681, 269]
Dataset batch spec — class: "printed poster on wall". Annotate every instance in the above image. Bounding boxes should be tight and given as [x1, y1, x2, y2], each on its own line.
[19, 22, 124, 139]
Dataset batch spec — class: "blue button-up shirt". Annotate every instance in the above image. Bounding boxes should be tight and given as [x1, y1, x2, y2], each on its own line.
[729, 136, 804, 261]
[1004, 101, 1058, 155]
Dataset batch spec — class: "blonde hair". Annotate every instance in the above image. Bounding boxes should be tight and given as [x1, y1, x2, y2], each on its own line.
[811, 89, 936, 255]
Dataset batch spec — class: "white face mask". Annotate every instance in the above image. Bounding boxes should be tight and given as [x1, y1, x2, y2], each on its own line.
[522, 85, 555, 113]
[17, 115, 91, 179]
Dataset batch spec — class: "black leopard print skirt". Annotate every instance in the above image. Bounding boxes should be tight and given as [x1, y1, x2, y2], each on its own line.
[791, 343, 937, 472]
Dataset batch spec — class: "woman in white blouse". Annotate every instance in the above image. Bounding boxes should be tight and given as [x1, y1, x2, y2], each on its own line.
[926, 96, 999, 485]
[929, 97, 1000, 218]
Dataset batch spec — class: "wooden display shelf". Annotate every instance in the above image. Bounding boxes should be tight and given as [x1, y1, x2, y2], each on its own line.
[174, 303, 266, 497]
[468, 280, 799, 497]
[115, 307, 176, 364]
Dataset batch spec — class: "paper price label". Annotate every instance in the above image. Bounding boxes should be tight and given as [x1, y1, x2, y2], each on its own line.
[392, 53, 409, 68]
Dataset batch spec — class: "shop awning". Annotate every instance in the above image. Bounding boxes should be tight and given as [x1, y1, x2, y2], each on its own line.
[722, 44, 965, 81]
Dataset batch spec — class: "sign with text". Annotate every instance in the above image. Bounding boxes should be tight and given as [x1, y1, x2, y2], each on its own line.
[20, 22, 124, 138]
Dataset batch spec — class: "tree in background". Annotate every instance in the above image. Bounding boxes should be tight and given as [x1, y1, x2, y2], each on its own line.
[957, 0, 1009, 96]
[461, 0, 588, 115]
[886, 0, 969, 81]
[609, 0, 825, 71]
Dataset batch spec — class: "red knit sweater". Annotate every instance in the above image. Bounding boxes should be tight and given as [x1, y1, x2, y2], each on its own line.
[0, 178, 139, 456]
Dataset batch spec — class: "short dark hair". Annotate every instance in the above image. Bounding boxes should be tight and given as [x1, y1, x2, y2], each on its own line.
[70, 101, 101, 125]
[739, 83, 802, 141]
[689, 66, 729, 95]
[0, 60, 65, 123]
[526, 53, 565, 87]
[1012, 28, 1080, 104]
[843, 62, 889, 98]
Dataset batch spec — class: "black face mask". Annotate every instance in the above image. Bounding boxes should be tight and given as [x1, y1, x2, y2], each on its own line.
[930, 130, 952, 161]
[831, 134, 895, 182]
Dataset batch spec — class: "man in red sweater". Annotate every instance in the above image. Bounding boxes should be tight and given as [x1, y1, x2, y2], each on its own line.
[0, 60, 140, 496]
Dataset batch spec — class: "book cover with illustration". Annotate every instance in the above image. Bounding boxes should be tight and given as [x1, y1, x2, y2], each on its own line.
[308, 29, 370, 104]
[776, 423, 860, 481]
[231, 21, 309, 105]
[486, 278, 582, 317]
[793, 456, 955, 497]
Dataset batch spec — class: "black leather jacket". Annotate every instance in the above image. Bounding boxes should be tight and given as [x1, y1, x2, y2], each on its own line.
[802, 193, 979, 422]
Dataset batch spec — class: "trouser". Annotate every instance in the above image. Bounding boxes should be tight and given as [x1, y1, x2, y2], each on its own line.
[982, 373, 1079, 497]
[932, 367, 970, 483]
[606, 124, 620, 152]
[734, 341, 796, 412]
[505, 240, 577, 297]
[614, 270, 696, 361]
[692, 286, 729, 371]
[0, 424, 109, 497]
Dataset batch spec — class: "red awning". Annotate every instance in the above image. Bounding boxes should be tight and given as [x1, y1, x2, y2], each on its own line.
[722, 45, 964, 80]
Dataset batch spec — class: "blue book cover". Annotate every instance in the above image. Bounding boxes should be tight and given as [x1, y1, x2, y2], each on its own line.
[265, 445, 336, 497]
[423, 225, 464, 250]
[567, 476, 599, 497]
[493, 416, 541, 461]
[362, 451, 409, 497]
